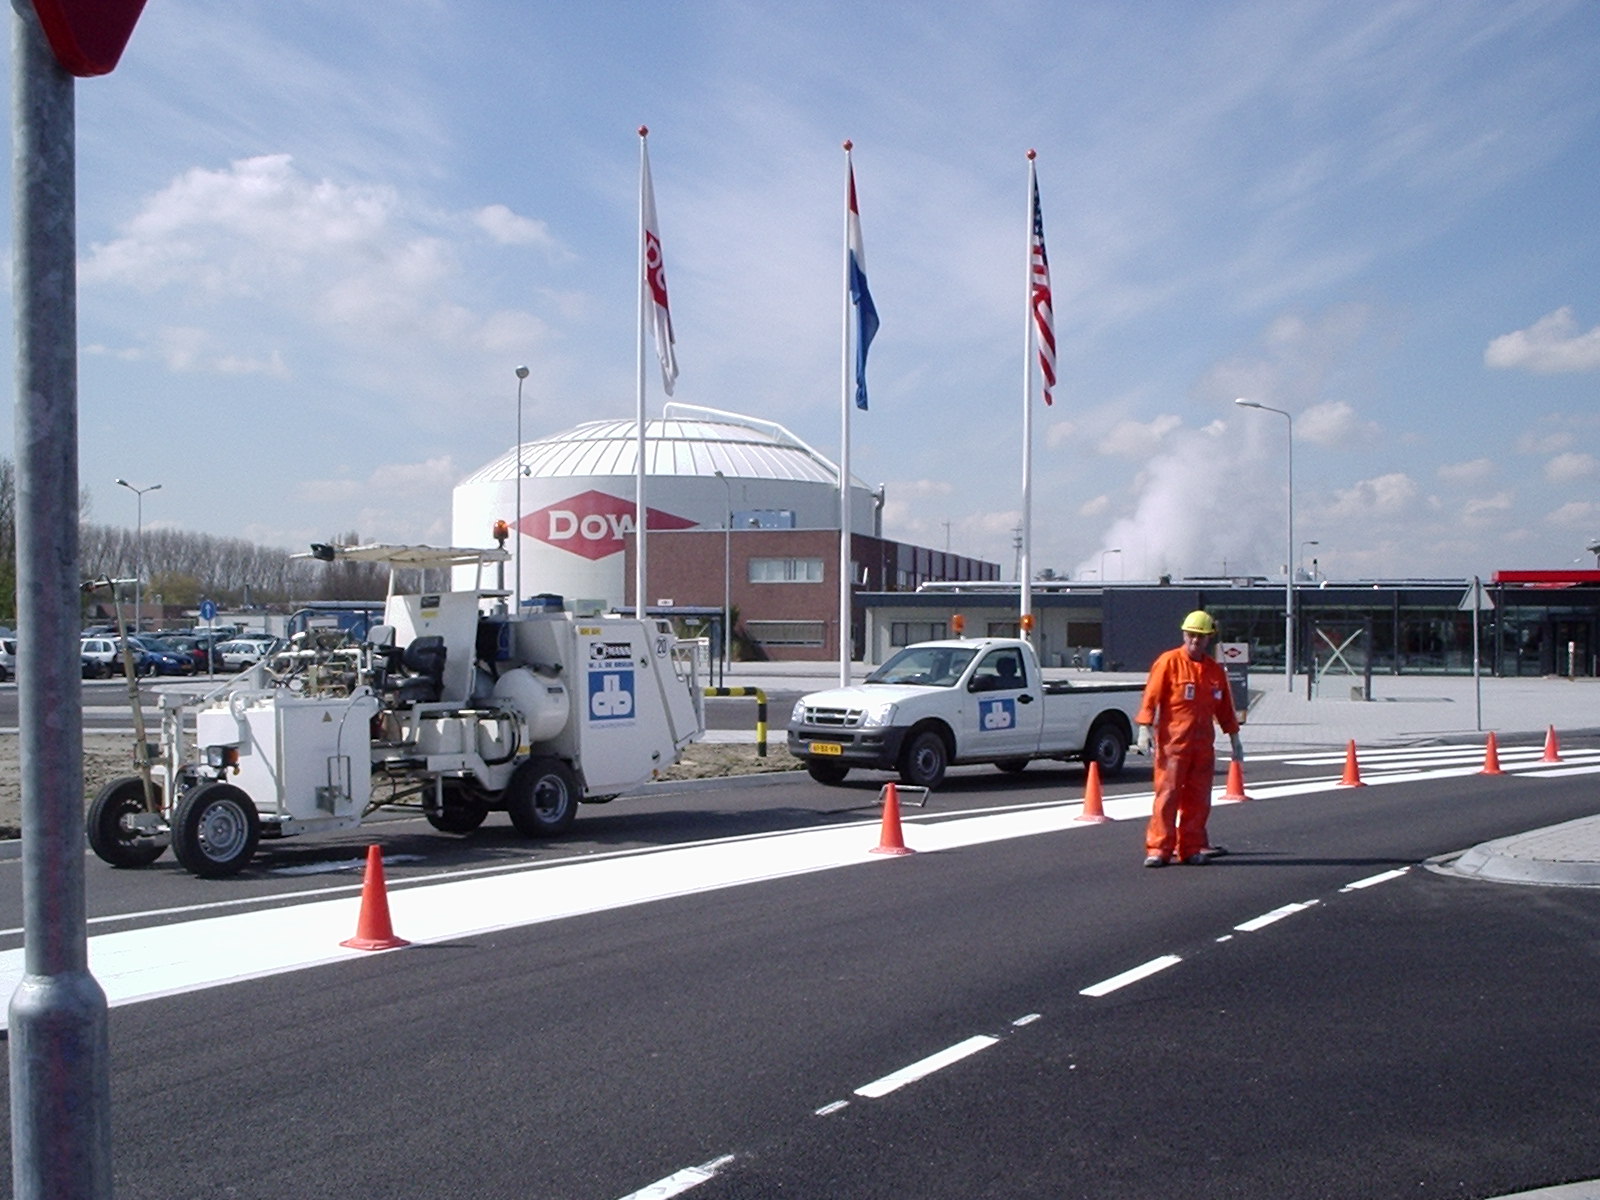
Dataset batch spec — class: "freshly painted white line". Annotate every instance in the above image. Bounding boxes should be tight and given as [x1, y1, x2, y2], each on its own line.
[1079, 954, 1183, 997]
[1234, 899, 1319, 932]
[1342, 867, 1410, 891]
[1012, 1012, 1041, 1026]
[615, 1154, 736, 1200]
[853, 1034, 1000, 1099]
[814, 1100, 849, 1116]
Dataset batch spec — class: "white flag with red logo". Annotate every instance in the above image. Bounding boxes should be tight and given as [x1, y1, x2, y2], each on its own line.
[641, 139, 678, 395]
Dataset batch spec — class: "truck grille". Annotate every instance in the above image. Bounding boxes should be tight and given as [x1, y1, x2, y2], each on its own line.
[797, 704, 863, 729]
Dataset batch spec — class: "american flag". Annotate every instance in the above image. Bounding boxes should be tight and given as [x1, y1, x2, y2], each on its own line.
[1029, 168, 1055, 406]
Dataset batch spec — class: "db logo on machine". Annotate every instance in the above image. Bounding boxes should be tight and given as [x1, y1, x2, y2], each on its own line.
[521, 490, 697, 561]
[980, 699, 1015, 731]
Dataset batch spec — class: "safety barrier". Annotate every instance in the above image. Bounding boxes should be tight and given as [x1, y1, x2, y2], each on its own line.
[701, 686, 768, 757]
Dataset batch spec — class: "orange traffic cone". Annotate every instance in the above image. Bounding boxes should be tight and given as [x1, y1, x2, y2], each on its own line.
[341, 845, 410, 950]
[1220, 759, 1253, 802]
[1543, 725, 1563, 763]
[1478, 731, 1505, 776]
[870, 782, 916, 856]
[1075, 761, 1112, 823]
[1340, 740, 1366, 787]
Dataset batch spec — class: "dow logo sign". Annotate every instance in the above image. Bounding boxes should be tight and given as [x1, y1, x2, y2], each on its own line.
[521, 490, 697, 561]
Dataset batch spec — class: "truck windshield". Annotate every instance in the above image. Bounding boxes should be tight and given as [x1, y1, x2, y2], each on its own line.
[866, 646, 977, 687]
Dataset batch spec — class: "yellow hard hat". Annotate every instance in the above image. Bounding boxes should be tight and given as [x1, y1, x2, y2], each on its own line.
[1180, 610, 1218, 636]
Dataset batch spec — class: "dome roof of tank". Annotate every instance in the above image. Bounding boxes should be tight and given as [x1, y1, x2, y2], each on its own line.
[460, 404, 860, 487]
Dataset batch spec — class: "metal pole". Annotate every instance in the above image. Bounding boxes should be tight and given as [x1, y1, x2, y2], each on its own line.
[115, 477, 159, 632]
[714, 470, 731, 673]
[514, 365, 528, 612]
[9, 6, 114, 1195]
[1235, 399, 1294, 692]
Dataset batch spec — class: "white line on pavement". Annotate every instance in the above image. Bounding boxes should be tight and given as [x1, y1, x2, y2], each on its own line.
[1079, 954, 1183, 997]
[853, 1035, 1000, 1099]
[614, 1154, 736, 1200]
[1234, 899, 1320, 932]
[1342, 867, 1410, 891]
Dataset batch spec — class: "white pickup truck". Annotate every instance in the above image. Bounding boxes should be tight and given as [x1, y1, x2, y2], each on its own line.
[786, 637, 1144, 788]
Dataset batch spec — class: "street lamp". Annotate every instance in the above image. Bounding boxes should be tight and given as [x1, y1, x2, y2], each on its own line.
[713, 470, 733, 670]
[514, 365, 529, 612]
[1100, 547, 1122, 582]
[115, 478, 161, 632]
[1300, 540, 1320, 580]
[1234, 398, 1294, 692]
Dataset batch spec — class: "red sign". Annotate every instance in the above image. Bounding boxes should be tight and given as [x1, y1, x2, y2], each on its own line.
[31, 0, 147, 77]
[520, 490, 697, 561]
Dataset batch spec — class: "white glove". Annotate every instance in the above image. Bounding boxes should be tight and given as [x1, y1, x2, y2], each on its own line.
[1135, 725, 1152, 756]
[1230, 732, 1244, 763]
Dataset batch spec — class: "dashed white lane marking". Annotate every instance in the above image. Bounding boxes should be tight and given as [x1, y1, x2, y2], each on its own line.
[1012, 1012, 1041, 1026]
[1342, 867, 1410, 891]
[1079, 954, 1183, 997]
[615, 1154, 736, 1200]
[814, 1100, 850, 1117]
[1234, 899, 1320, 932]
[853, 1034, 1000, 1099]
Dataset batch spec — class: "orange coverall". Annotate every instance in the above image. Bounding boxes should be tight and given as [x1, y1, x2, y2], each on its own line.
[1136, 648, 1240, 861]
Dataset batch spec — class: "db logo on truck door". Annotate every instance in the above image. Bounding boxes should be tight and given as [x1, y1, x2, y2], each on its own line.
[979, 698, 1016, 731]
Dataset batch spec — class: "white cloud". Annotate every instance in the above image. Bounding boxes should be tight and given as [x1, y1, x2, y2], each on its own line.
[1545, 452, 1597, 482]
[1547, 500, 1600, 528]
[1079, 494, 1110, 517]
[1485, 308, 1600, 373]
[1462, 491, 1514, 519]
[1297, 400, 1378, 448]
[1327, 472, 1420, 517]
[473, 204, 558, 249]
[1098, 414, 1182, 457]
[1517, 429, 1575, 455]
[1437, 458, 1494, 484]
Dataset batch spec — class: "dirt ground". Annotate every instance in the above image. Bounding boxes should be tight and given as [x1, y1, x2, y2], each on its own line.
[0, 735, 802, 840]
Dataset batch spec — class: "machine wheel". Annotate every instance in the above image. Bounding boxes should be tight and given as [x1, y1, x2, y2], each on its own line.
[86, 776, 167, 868]
[171, 782, 260, 877]
[806, 760, 850, 786]
[899, 728, 949, 789]
[996, 758, 1030, 775]
[425, 783, 489, 834]
[507, 757, 580, 838]
[1084, 719, 1129, 778]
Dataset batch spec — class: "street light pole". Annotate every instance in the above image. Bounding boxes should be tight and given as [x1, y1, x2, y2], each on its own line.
[513, 365, 529, 613]
[714, 470, 732, 672]
[1300, 539, 1320, 580]
[1235, 399, 1294, 692]
[1100, 547, 1122, 582]
[115, 478, 161, 632]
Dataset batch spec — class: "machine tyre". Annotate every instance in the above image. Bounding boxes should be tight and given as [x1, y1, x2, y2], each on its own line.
[425, 783, 490, 834]
[899, 728, 949, 789]
[806, 760, 850, 786]
[996, 758, 1030, 775]
[171, 782, 260, 877]
[507, 757, 580, 838]
[86, 776, 167, 868]
[1084, 718, 1129, 778]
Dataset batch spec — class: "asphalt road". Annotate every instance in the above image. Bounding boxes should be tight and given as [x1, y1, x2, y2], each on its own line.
[4, 739, 1600, 1198]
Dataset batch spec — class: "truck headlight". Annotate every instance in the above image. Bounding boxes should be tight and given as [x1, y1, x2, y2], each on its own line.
[859, 701, 897, 728]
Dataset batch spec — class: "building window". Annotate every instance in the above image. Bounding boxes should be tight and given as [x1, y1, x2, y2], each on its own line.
[746, 620, 826, 647]
[891, 621, 947, 647]
[749, 557, 824, 584]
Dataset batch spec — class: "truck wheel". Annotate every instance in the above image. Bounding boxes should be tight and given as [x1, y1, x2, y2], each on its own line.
[507, 757, 579, 837]
[996, 758, 1030, 775]
[86, 776, 167, 868]
[171, 782, 260, 878]
[806, 760, 850, 786]
[425, 782, 489, 834]
[899, 729, 948, 789]
[1084, 719, 1129, 778]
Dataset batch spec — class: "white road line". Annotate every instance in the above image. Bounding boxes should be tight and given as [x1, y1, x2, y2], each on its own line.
[1342, 867, 1410, 891]
[853, 1034, 1000, 1099]
[615, 1154, 736, 1200]
[1012, 1012, 1041, 1026]
[1079, 954, 1183, 997]
[814, 1100, 849, 1117]
[1234, 899, 1319, 932]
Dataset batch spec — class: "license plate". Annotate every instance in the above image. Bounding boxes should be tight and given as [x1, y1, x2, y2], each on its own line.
[809, 741, 843, 756]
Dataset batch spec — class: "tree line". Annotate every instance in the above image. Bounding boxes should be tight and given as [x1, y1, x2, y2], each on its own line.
[0, 456, 388, 626]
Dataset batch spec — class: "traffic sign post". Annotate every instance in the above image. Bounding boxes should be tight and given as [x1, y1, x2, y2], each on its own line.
[29, 0, 146, 77]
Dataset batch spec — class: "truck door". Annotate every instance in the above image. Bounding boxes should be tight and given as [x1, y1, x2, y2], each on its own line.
[963, 647, 1044, 758]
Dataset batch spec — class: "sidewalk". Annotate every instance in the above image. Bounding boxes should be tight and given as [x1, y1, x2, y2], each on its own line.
[725, 662, 1600, 892]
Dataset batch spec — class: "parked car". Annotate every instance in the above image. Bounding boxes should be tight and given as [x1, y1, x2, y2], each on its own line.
[215, 638, 275, 671]
[80, 636, 150, 677]
[0, 638, 15, 681]
[128, 635, 196, 676]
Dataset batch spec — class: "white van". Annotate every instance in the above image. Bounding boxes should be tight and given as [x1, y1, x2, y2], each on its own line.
[0, 638, 15, 681]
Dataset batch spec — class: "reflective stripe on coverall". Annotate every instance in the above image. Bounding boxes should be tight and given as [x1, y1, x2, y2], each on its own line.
[1136, 648, 1240, 860]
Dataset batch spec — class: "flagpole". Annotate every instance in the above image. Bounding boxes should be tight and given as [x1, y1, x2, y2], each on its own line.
[635, 126, 650, 618]
[1021, 151, 1037, 636]
[839, 141, 855, 687]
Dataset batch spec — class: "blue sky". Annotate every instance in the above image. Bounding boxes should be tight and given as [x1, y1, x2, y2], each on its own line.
[4, 0, 1599, 582]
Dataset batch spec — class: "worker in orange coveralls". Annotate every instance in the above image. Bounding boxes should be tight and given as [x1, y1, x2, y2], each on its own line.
[1134, 610, 1242, 868]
